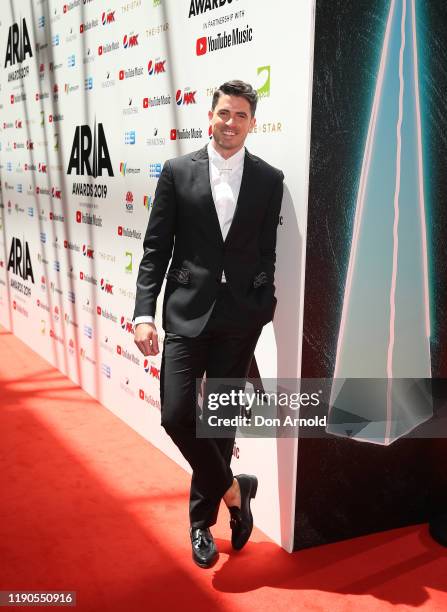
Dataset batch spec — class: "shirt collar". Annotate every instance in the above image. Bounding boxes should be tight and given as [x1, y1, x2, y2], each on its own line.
[207, 141, 245, 170]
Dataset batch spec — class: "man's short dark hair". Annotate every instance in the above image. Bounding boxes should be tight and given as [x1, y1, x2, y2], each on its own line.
[211, 80, 258, 117]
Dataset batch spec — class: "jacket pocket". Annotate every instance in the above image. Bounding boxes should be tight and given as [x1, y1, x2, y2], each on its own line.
[253, 271, 269, 288]
[166, 266, 191, 286]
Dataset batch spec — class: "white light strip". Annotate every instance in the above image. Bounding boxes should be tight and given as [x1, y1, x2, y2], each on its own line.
[334, 0, 397, 380]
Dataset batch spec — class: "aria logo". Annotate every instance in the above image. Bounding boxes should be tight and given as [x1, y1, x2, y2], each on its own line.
[67, 120, 114, 177]
[176, 88, 196, 106]
[7, 237, 35, 283]
[147, 58, 165, 75]
[123, 33, 138, 48]
[4, 19, 33, 67]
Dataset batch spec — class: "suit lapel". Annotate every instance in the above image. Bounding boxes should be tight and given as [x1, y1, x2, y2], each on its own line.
[191, 145, 259, 246]
[192, 146, 224, 245]
[224, 150, 258, 245]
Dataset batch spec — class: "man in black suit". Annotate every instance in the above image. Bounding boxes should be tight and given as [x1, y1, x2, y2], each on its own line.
[133, 80, 284, 568]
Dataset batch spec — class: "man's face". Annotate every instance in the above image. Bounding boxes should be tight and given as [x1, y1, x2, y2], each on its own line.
[208, 94, 256, 155]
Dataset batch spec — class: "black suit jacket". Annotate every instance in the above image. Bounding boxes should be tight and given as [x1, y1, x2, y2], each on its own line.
[133, 145, 284, 337]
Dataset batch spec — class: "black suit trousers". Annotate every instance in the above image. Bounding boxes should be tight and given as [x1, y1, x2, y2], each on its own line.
[160, 282, 263, 529]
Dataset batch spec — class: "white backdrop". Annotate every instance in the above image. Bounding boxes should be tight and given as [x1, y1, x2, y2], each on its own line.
[0, 0, 315, 551]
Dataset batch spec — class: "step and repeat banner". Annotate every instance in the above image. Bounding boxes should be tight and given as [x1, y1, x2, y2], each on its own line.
[0, 0, 315, 550]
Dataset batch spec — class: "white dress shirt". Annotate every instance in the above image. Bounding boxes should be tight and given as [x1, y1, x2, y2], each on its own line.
[135, 142, 245, 325]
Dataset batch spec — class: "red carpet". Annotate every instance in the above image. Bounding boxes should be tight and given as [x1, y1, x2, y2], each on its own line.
[1, 324, 446, 611]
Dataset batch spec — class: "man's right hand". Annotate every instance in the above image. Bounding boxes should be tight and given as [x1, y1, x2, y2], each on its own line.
[134, 322, 159, 356]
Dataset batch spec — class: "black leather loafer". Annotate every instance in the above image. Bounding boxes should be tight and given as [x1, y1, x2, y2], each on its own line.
[190, 527, 219, 568]
[429, 513, 447, 547]
[229, 474, 258, 550]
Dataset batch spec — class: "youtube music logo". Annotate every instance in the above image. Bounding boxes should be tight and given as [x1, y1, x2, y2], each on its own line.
[170, 127, 203, 141]
[196, 37, 207, 56]
[76, 210, 103, 227]
[196, 27, 253, 56]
